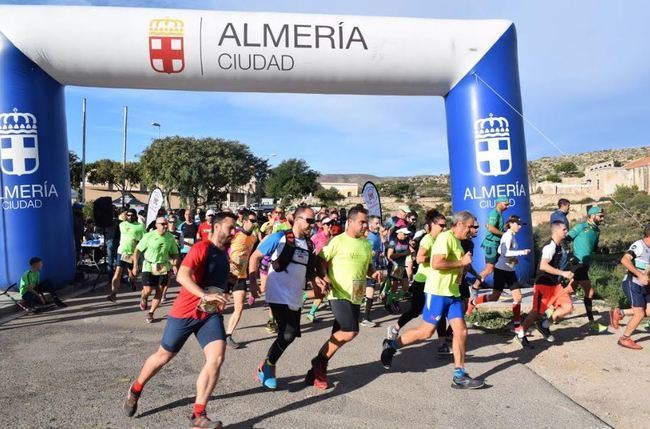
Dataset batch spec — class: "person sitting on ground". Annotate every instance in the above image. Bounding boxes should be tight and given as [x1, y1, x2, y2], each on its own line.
[20, 257, 66, 308]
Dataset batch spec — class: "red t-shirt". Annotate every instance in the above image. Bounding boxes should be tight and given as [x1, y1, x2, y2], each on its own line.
[168, 241, 230, 319]
[198, 221, 212, 242]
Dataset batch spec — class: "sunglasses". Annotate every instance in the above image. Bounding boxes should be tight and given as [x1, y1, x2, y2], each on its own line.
[436, 223, 447, 228]
[471, 225, 479, 229]
[299, 216, 316, 225]
[247, 218, 257, 222]
[157, 222, 168, 226]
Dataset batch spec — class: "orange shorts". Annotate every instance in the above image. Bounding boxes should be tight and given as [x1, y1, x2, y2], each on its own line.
[532, 283, 572, 315]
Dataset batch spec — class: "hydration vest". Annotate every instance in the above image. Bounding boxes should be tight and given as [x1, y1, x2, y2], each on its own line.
[271, 230, 315, 273]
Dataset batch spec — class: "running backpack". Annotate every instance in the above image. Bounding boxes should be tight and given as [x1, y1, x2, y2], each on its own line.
[271, 230, 315, 273]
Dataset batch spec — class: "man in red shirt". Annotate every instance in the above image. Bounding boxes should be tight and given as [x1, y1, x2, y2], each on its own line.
[123, 212, 237, 429]
[197, 209, 216, 242]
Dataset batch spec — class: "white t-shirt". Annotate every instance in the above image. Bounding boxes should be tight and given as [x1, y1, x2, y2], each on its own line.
[495, 230, 528, 272]
[625, 239, 650, 286]
[257, 232, 310, 310]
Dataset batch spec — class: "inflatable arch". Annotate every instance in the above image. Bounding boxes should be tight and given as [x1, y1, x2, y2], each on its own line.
[0, 6, 533, 288]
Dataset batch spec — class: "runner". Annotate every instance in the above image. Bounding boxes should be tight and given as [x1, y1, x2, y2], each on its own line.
[161, 214, 184, 303]
[514, 221, 575, 348]
[550, 198, 571, 228]
[380, 211, 485, 390]
[565, 206, 608, 332]
[305, 205, 380, 390]
[180, 208, 198, 252]
[248, 206, 320, 390]
[361, 214, 385, 327]
[384, 227, 412, 313]
[387, 209, 446, 341]
[123, 212, 236, 428]
[609, 224, 650, 350]
[304, 215, 334, 323]
[224, 209, 258, 349]
[472, 196, 509, 297]
[197, 209, 216, 242]
[107, 209, 145, 302]
[466, 215, 531, 333]
[133, 216, 180, 323]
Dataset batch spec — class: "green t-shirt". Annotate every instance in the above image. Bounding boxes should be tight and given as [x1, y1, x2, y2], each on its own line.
[568, 221, 600, 265]
[20, 270, 40, 296]
[320, 233, 372, 305]
[272, 221, 292, 233]
[424, 230, 464, 297]
[413, 234, 435, 283]
[481, 208, 504, 248]
[117, 221, 146, 255]
[136, 231, 179, 273]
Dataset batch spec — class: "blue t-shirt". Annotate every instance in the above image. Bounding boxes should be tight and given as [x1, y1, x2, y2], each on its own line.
[367, 231, 383, 266]
[550, 209, 569, 229]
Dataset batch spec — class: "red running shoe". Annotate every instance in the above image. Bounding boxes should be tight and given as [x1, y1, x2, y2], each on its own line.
[609, 308, 622, 330]
[305, 357, 328, 390]
[618, 336, 642, 350]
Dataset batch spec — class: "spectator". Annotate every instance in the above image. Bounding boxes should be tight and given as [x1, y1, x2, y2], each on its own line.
[550, 198, 571, 229]
[20, 257, 66, 308]
[137, 210, 146, 225]
[105, 206, 121, 274]
[72, 202, 85, 263]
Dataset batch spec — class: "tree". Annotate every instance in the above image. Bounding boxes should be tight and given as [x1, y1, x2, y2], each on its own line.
[265, 159, 320, 202]
[251, 157, 271, 204]
[87, 159, 141, 204]
[378, 181, 416, 199]
[69, 150, 83, 193]
[555, 161, 578, 175]
[315, 187, 345, 206]
[139, 136, 260, 208]
[545, 173, 562, 183]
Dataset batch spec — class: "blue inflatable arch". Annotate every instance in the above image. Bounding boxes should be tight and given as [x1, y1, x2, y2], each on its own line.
[0, 6, 532, 288]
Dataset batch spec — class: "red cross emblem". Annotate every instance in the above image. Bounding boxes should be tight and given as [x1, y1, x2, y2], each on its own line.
[149, 36, 185, 74]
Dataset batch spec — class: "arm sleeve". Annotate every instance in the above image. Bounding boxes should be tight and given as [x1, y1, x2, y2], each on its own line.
[501, 233, 528, 257]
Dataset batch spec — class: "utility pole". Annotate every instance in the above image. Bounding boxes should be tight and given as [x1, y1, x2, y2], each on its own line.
[81, 98, 87, 202]
[122, 106, 128, 208]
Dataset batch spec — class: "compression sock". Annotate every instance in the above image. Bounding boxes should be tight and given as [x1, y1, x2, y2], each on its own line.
[193, 403, 206, 417]
[364, 298, 373, 320]
[309, 304, 318, 316]
[512, 301, 521, 326]
[541, 318, 550, 329]
[584, 298, 594, 322]
[475, 294, 489, 306]
[453, 367, 466, 378]
[131, 380, 143, 395]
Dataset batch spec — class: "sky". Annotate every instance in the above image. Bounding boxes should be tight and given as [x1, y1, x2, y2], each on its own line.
[2, 0, 649, 176]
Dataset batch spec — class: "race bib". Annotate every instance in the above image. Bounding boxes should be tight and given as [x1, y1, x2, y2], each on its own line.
[120, 253, 134, 263]
[293, 248, 310, 265]
[151, 263, 168, 276]
[352, 279, 366, 303]
[197, 286, 225, 314]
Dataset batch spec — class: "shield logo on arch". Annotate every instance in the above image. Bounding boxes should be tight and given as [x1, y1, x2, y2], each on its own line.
[474, 114, 512, 177]
[0, 108, 39, 176]
[149, 18, 185, 74]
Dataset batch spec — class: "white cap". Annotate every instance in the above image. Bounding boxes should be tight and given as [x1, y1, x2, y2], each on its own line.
[413, 230, 426, 241]
[206, 209, 216, 216]
[396, 228, 412, 235]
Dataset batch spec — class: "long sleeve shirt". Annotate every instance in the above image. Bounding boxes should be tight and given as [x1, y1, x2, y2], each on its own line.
[495, 230, 529, 271]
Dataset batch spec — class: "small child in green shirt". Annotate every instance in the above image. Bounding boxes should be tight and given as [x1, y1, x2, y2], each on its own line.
[20, 257, 66, 308]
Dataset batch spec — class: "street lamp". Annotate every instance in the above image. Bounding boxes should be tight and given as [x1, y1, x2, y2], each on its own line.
[151, 122, 161, 138]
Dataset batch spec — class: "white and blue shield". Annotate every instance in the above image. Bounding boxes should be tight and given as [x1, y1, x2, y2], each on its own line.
[0, 108, 39, 176]
[474, 136, 512, 177]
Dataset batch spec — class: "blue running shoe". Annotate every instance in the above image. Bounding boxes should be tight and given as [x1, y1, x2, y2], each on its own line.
[256, 360, 277, 390]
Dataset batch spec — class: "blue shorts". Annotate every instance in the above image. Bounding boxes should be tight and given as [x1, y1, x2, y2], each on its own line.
[421, 293, 464, 325]
[161, 314, 226, 353]
[622, 277, 650, 309]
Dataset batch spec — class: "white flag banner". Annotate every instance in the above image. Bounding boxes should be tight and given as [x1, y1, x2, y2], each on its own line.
[146, 188, 164, 227]
[362, 181, 382, 219]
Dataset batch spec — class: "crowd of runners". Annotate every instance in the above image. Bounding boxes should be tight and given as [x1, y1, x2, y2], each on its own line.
[38, 196, 647, 428]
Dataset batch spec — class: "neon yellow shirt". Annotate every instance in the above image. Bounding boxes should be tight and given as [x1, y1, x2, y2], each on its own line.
[413, 234, 434, 283]
[424, 230, 464, 297]
[320, 233, 372, 305]
[117, 221, 145, 255]
[136, 231, 179, 273]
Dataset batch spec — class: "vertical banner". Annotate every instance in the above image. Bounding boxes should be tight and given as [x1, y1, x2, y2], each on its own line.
[444, 25, 533, 282]
[145, 187, 164, 227]
[362, 181, 382, 219]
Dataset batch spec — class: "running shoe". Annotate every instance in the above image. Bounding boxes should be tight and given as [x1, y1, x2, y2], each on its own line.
[264, 319, 277, 334]
[644, 321, 650, 331]
[226, 336, 240, 349]
[139, 300, 148, 311]
[451, 373, 485, 389]
[535, 321, 555, 342]
[305, 357, 329, 390]
[609, 308, 622, 329]
[588, 321, 608, 334]
[544, 306, 555, 319]
[247, 295, 256, 307]
[146, 312, 154, 324]
[387, 325, 399, 341]
[513, 334, 533, 349]
[106, 293, 117, 303]
[317, 301, 328, 311]
[189, 411, 223, 428]
[360, 319, 377, 328]
[256, 360, 277, 390]
[123, 384, 140, 417]
[437, 342, 451, 355]
[617, 336, 643, 350]
[381, 339, 396, 369]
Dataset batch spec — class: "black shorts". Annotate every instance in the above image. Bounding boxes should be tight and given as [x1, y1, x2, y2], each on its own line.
[459, 278, 471, 300]
[116, 254, 134, 270]
[141, 272, 169, 288]
[493, 269, 520, 291]
[229, 279, 248, 293]
[330, 299, 361, 333]
[269, 303, 302, 338]
[573, 264, 590, 282]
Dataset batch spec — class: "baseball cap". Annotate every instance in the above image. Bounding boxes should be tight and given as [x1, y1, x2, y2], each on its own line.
[320, 216, 333, 225]
[396, 227, 412, 235]
[206, 209, 216, 216]
[506, 215, 527, 226]
[413, 230, 426, 241]
[399, 205, 412, 214]
[587, 206, 603, 216]
[495, 197, 509, 204]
